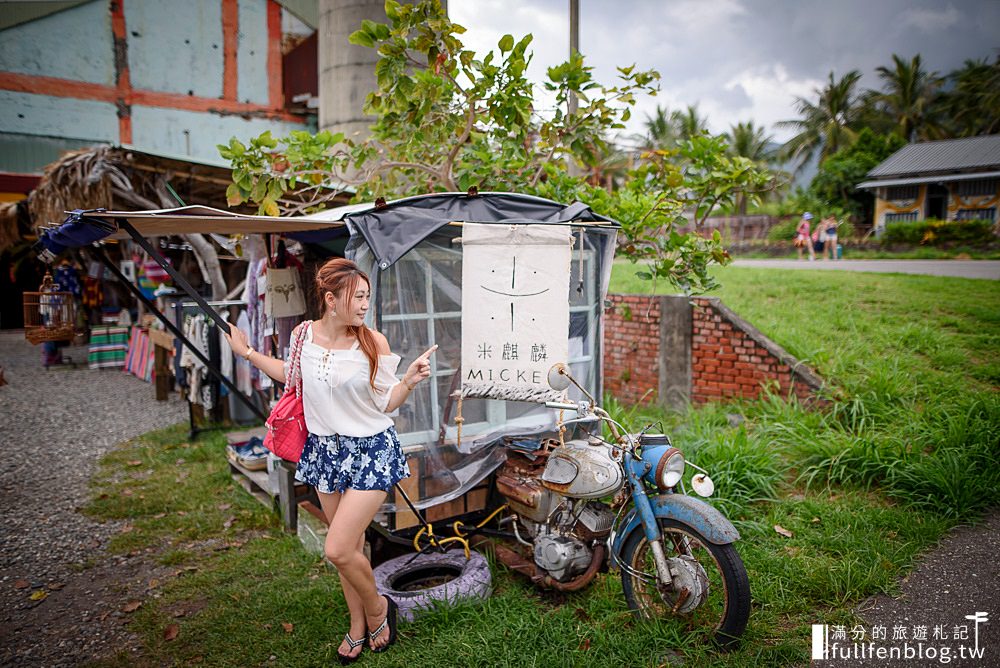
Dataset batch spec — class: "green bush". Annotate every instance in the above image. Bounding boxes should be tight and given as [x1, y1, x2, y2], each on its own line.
[836, 218, 857, 240]
[883, 218, 996, 245]
[767, 218, 800, 241]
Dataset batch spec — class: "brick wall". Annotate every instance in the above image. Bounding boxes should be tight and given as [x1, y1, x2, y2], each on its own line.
[603, 294, 823, 407]
[690, 298, 819, 403]
[603, 294, 662, 405]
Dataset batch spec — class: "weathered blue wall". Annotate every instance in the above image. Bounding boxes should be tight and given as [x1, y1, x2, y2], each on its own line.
[0, 1, 113, 84]
[238, 0, 271, 105]
[0, 90, 119, 142]
[127, 0, 225, 98]
[131, 105, 309, 164]
[0, 0, 313, 174]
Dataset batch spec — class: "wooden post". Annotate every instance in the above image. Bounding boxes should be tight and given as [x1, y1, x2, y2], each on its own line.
[277, 459, 299, 533]
[154, 345, 170, 401]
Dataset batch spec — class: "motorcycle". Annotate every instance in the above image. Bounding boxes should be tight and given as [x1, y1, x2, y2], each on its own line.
[492, 363, 751, 647]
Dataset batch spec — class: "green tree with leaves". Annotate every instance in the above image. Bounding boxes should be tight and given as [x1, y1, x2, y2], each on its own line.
[220, 0, 770, 295]
[778, 70, 863, 169]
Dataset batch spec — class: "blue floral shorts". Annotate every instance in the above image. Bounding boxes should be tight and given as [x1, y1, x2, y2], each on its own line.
[295, 426, 410, 494]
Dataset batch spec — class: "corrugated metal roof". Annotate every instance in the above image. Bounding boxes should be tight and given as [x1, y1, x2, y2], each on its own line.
[0, 133, 107, 175]
[867, 135, 1000, 178]
[857, 170, 1000, 189]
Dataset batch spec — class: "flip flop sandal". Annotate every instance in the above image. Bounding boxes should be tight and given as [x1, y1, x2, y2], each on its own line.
[337, 630, 366, 665]
[369, 595, 399, 653]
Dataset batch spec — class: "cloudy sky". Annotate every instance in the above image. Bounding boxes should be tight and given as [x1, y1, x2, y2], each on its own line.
[449, 0, 999, 144]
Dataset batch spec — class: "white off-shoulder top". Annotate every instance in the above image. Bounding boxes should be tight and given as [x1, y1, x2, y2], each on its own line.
[297, 326, 401, 437]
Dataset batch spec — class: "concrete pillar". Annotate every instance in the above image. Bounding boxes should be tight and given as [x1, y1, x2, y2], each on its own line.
[318, 0, 385, 140]
[658, 295, 692, 410]
[318, 0, 446, 140]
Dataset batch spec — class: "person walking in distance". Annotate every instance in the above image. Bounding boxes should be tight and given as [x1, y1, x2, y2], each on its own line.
[224, 257, 436, 663]
[795, 212, 815, 261]
[822, 215, 839, 260]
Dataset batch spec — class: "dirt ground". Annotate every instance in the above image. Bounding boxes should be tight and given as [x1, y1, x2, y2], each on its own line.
[0, 330, 186, 666]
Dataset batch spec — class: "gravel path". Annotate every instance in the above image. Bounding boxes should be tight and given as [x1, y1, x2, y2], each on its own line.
[824, 511, 1000, 667]
[0, 329, 186, 666]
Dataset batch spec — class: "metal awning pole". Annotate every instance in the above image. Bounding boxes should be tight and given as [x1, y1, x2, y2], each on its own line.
[116, 218, 230, 332]
[94, 245, 269, 423]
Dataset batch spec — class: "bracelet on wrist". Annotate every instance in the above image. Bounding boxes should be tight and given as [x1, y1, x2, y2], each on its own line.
[403, 379, 415, 391]
[242, 346, 254, 361]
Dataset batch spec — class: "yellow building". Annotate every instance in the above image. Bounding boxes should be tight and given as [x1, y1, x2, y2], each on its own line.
[858, 135, 1000, 232]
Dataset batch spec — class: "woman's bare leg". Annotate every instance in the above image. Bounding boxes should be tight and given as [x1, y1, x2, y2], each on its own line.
[323, 488, 393, 650]
[317, 491, 368, 659]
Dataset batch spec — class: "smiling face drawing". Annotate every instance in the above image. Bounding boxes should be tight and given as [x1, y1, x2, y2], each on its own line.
[481, 256, 549, 331]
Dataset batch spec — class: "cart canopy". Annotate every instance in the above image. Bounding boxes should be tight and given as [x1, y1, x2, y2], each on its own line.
[39, 192, 616, 267]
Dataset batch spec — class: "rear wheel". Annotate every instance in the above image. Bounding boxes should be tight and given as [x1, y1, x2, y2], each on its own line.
[619, 519, 750, 648]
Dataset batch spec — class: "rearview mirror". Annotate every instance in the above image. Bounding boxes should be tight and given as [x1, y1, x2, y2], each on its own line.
[547, 363, 572, 391]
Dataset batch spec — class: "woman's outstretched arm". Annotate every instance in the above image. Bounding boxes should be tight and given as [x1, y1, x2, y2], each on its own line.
[223, 322, 287, 383]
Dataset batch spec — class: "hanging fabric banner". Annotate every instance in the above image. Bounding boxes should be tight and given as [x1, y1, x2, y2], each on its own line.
[461, 223, 571, 402]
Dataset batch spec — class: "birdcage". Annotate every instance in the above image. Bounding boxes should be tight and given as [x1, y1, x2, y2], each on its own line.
[23, 272, 77, 345]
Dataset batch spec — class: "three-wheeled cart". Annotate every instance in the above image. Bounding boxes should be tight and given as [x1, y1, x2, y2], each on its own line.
[37, 192, 620, 559]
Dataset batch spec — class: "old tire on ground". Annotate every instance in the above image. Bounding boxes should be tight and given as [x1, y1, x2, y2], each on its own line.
[372, 548, 492, 622]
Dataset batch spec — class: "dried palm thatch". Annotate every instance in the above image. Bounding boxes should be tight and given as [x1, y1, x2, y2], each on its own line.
[25, 145, 238, 298]
[0, 201, 21, 252]
[28, 146, 124, 229]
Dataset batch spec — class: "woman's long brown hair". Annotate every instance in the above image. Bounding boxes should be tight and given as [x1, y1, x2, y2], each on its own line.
[314, 258, 381, 392]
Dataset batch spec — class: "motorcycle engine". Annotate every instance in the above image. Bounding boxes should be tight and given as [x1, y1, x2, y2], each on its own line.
[533, 535, 592, 582]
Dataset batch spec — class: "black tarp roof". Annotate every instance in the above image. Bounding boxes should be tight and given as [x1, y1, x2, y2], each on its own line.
[39, 192, 619, 268]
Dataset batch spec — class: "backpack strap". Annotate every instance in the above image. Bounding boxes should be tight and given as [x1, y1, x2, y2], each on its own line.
[290, 320, 312, 397]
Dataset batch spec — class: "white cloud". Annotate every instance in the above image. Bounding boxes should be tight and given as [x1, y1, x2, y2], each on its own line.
[724, 65, 823, 141]
[900, 5, 960, 32]
[448, 0, 995, 145]
[661, 0, 747, 32]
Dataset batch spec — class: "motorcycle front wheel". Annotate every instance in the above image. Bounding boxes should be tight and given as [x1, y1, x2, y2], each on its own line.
[619, 518, 750, 649]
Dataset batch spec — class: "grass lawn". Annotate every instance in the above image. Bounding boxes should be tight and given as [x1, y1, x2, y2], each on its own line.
[86, 266, 1000, 667]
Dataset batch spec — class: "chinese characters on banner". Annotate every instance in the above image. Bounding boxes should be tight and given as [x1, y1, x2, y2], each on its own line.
[461, 223, 571, 402]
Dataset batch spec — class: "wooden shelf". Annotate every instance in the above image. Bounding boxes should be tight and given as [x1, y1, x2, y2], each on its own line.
[227, 452, 311, 533]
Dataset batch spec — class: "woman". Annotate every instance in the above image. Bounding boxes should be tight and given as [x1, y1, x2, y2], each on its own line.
[822, 216, 839, 260]
[224, 257, 436, 663]
[795, 212, 815, 261]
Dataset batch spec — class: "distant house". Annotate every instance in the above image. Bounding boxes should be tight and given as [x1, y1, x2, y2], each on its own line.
[858, 135, 1000, 231]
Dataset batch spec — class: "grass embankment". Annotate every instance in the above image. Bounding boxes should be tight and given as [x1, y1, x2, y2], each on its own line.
[735, 248, 1000, 260]
[87, 267, 999, 667]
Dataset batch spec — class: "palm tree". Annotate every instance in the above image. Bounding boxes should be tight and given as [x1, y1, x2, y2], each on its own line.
[640, 104, 709, 151]
[672, 104, 709, 143]
[642, 105, 675, 150]
[871, 54, 945, 141]
[777, 70, 863, 169]
[725, 121, 777, 215]
[725, 121, 774, 164]
[942, 56, 1000, 136]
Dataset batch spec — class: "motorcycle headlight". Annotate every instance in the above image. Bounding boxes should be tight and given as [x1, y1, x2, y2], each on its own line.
[656, 447, 685, 490]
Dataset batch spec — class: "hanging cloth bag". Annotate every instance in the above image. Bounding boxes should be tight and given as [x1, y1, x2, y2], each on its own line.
[263, 321, 312, 462]
[264, 267, 307, 318]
